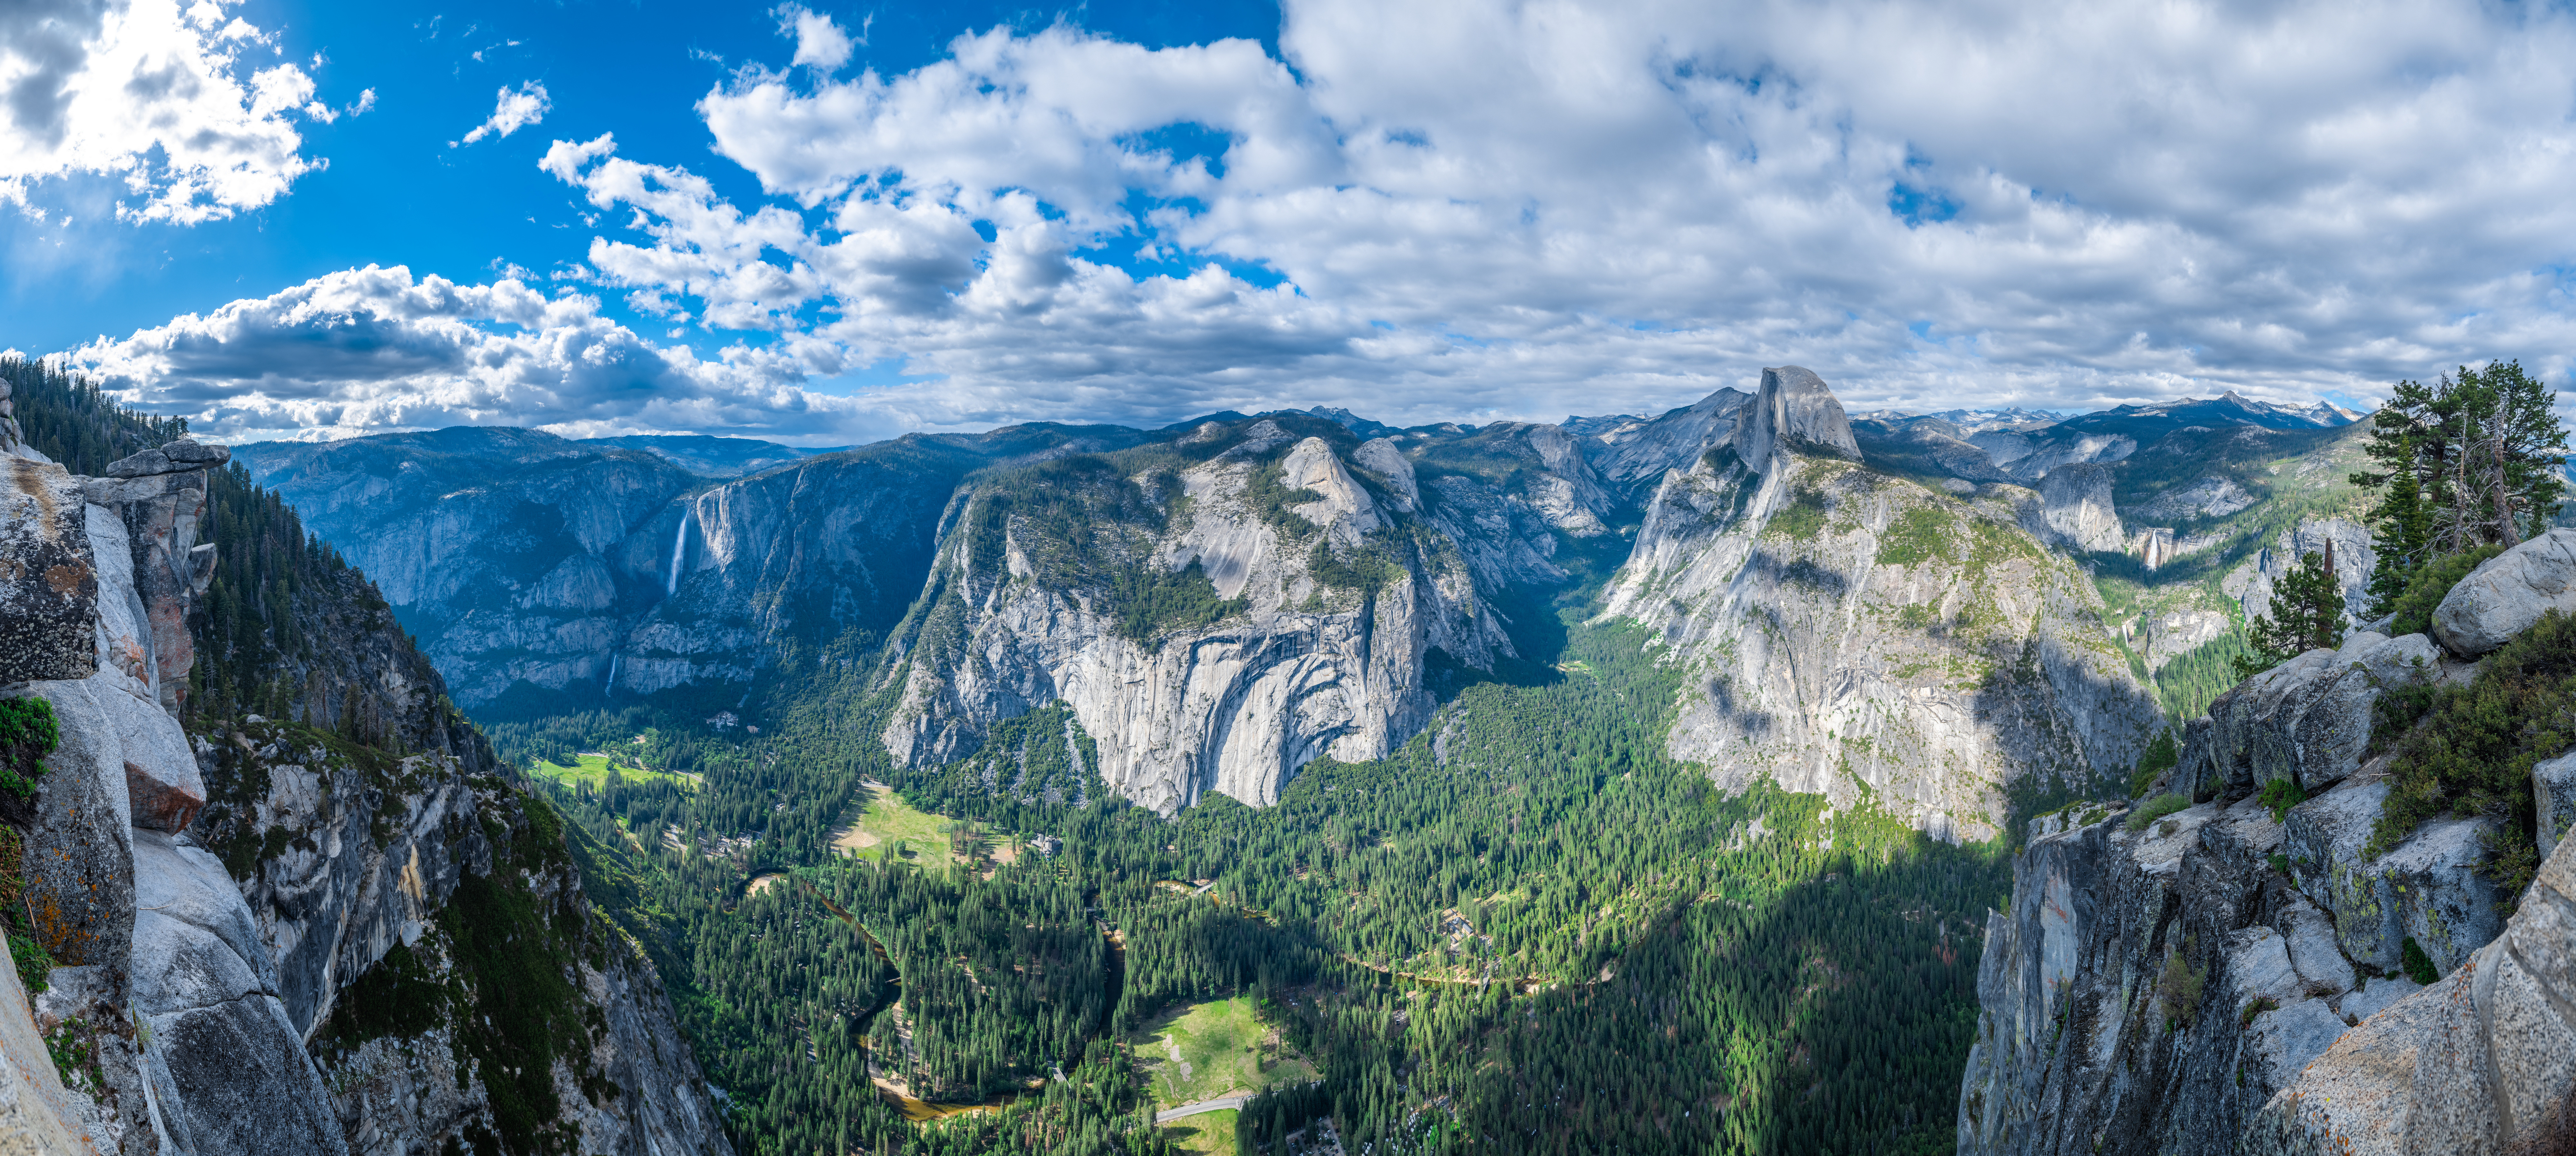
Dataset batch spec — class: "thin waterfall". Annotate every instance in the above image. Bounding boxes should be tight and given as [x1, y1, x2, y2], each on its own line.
[665, 507, 691, 597]
[606, 653, 620, 694]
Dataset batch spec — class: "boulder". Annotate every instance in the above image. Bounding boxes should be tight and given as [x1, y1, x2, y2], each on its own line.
[99, 437, 228, 479]
[2333, 975, 2421, 1023]
[2282, 777, 2505, 976]
[2285, 633, 2442, 792]
[2246, 825, 2576, 1154]
[2279, 896, 2357, 998]
[2243, 998, 2351, 1093]
[2431, 528, 2576, 657]
[2226, 926, 2313, 1016]
[130, 829, 348, 1156]
[2538, 748, 2576, 862]
[0, 458, 97, 683]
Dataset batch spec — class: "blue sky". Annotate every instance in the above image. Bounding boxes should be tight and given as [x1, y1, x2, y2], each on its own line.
[10, 0, 2576, 444]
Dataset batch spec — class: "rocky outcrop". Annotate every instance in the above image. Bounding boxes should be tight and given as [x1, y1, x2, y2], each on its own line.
[880, 421, 1513, 812]
[2, 408, 726, 1154]
[2225, 519, 2377, 626]
[1730, 365, 1862, 473]
[2038, 463, 2124, 553]
[1965, 527, 2576, 1155]
[2244, 831, 2576, 1155]
[2431, 528, 2576, 657]
[1603, 369, 2159, 841]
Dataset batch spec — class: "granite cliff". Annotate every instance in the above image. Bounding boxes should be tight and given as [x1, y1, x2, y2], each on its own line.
[0, 368, 724, 1156]
[1959, 530, 2576, 1155]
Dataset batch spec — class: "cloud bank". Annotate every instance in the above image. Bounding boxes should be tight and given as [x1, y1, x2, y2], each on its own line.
[0, 0, 327, 223]
[66, 0, 2576, 441]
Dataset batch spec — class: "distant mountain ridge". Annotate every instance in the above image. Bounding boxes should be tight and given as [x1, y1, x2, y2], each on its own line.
[228, 382, 2380, 836]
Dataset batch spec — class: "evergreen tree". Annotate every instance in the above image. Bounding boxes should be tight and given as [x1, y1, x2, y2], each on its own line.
[2235, 550, 2346, 679]
[2352, 360, 2566, 605]
[2362, 443, 2434, 617]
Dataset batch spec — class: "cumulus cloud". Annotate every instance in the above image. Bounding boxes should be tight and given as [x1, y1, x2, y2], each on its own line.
[58, 265, 900, 442]
[458, 80, 549, 146]
[777, 5, 855, 72]
[0, 0, 326, 224]
[74, 0, 2576, 440]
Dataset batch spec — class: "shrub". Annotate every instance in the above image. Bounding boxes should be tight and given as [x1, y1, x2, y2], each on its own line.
[2259, 776, 2307, 824]
[2384, 544, 2507, 639]
[2400, 936, 2440, 985]
[2125, 793, 2190, 832]
[0, 697, 58, 798]
[1766, 490, 1831, 543]
[2240, 996, 2280, 1027]
[2129, 728, 2180, 798]
[2367, 609, 2573, 904]
[2159, 937, 2206, 1030]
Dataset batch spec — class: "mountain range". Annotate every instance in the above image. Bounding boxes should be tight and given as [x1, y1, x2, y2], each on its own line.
[233, 370, 2370, 839]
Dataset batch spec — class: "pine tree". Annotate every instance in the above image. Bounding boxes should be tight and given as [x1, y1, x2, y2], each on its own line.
[2352, 360, 2567, 604]
[2234, 550, 2347, 679]
[2363, 443, 2434, 616]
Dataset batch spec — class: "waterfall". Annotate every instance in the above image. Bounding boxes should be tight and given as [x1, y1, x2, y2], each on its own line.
[665, 507, 691, 598]
[606, 653, 620, 694]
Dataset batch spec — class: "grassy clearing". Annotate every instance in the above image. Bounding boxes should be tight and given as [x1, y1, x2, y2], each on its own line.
[1132, 996, 1318, 1110]
[524, 751, 695, 791]
[830, 785, 1008, 867]
[1162, 1109, 1237, 1154]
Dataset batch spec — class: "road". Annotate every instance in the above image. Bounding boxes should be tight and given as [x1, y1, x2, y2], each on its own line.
[1153, 1094, 1254, 1124]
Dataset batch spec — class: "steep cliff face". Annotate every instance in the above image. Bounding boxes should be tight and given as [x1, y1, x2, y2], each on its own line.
[1962, 530, 2576, 1155]
[1600, 368, 2161, 840]
[1, 382, 724, 1156]
[878, 416, 1520, 811]
[235, 429, 701, 709]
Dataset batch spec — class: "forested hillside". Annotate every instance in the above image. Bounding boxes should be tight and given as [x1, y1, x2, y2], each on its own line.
[525, 597, 2009, 1155]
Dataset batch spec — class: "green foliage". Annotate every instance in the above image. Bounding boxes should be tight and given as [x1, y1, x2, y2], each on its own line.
[8, 932, 50, 995]
[1307, 541, 1402, 594]
[2401, 936, 2440, 985]
[1874, 505, 1956, 568]
[2240, 996, 2279, 1027]
[2129, 728, 2179, 797]
[2234, 551, 2347, 679]
[2151, 632, 2254, 724]
[0, 803, 50, 994]
[1112, 561, 1247, 645]
[0, 356, 189, 475]
[2158, 936, 2206, 1030]
[2366, 609, 2572, 898]
[2259, 777, 2309, 824]
[1241, 461, 1322, 538]
[2352, 361, 2567, 602]
[2383, 545, 2507, 639]
[0, 697, 58, 799]
[2125, 794, 2190, 832]
[1765, 489, 1830, 542]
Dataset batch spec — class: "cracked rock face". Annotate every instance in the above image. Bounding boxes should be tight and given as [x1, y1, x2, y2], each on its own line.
[1601, 381, 2157, 841]
[881, 430, 1512, 812]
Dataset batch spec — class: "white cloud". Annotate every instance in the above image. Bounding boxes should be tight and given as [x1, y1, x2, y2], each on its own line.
[77, 0, 2576, 441]
[59, 265, 908, 443]
[0, 0, 326, 224]
[777, 5, 854, 73]
[458, 80, 550, 146]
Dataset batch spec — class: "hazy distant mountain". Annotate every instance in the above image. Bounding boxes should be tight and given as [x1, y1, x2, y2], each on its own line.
[577, 433, 845, 477]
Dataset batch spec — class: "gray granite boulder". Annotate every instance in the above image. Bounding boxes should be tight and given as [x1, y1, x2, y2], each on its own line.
[2537, 748, 2576, 861]
[2332, 975, 2420, 1023]
[130, 829, 348, 1156]
[2245, 819, 2576, 1154]
[0, 458, 96, 683]
[2243, 999, 2350, 1093]
[2282, 776, 2504, 976]
[2279, 896, 2357, 998]
[2194, 633, 2445, 801]
[2432, 528, 2576, 657]
[100, 437, 228, 480]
